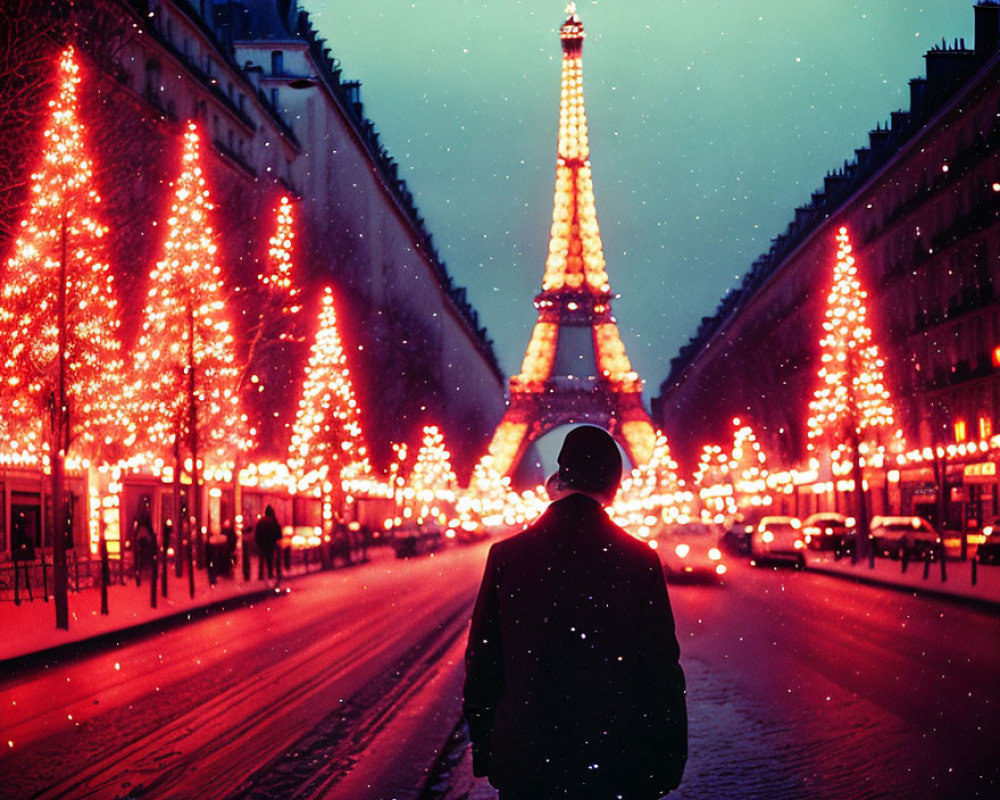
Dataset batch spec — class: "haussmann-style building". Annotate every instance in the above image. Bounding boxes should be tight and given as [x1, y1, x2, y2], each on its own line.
[653, 1, 1000, 534]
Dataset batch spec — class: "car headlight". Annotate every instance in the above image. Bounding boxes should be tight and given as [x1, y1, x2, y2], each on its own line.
[794, 539, 805, 549]
[708, 547, 722, 561]
[762, 531, 774, 543]
[675, 543, 690, 558]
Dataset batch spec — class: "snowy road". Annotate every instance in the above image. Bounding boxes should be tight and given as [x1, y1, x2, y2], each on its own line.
[3, 545, 1000, 800]
[0, 545, 485, 799]
[430, 557, 1000, 800]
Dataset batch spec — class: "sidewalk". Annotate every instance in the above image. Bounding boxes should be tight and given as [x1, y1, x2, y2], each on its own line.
[0, 547, 395, 669]
[804, 549, 1000, 611]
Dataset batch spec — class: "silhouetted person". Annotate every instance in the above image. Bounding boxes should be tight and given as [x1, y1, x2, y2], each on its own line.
[254, 506, 281, 581]
[133, 498, 155, 587]
[222, 519, 237, 575]
[464, 425, 687, 799]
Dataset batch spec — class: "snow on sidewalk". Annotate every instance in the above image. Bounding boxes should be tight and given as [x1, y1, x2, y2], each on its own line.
[804, 549, 1000, 609]
[0, 570, 280, 664]
[0, 546, 399, 665]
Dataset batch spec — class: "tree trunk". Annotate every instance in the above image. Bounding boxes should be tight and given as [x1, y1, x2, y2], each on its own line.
[173, 434, 183, 581]
[187, 305, 198, 599]
[52, 212, 69, 630]
[847, 422, 870, 563]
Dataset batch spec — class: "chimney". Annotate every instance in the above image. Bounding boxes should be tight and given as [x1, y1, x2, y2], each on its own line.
[868, 123, 893, 155]
[909, 77, 927, 119]
[924, 39, 975, 107]
[975, 1, 1000, 59]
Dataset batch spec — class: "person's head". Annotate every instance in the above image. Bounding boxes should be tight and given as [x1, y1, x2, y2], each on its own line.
[552, 425, 623, 504]
[264, 505, 275, 518]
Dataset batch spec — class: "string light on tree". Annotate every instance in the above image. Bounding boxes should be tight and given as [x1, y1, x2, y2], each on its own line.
[0, 45, 131, 469]
[806, 226, 903, 556]
[458, 454, 513, 530]
[730, 417, 771, 510]
[288, 286, 369, 494]
[407, 425, 458, 525]
[806, 227, 901, 457]
[614, 431, 691, 537]
[0, 45, 133, 630]
[133, 121, 246, 465]
[694, 444, 736, 520]
[261, 196, 296, 293]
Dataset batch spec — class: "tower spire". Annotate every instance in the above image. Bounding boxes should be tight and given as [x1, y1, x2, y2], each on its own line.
[483, 6, 659, 479]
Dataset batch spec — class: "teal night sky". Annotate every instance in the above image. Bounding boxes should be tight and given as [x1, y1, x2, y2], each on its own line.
[306, 1, 970, 398]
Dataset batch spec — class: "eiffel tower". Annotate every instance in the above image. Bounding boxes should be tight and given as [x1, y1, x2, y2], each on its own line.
[486, 2, 659, 478]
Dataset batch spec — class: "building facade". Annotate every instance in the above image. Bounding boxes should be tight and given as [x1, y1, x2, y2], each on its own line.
[653, 2, 1000, 531]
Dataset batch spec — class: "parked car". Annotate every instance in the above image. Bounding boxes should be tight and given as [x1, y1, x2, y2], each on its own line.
[802, 512, 855, 553]
[392, 525, 446, 559]
[869, 515, 941, 560]
[659, 522, 727, 582]
[977, 518, 1000, 565]
[750, 516, 806, 568]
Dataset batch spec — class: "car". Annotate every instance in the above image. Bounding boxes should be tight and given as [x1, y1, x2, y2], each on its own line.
[392, 525, 446, 559]
[977, 519, 1000, 565]
[802, 512, 855, 553]
[658, 522, 727, 582]
[719, 508, 771, 556]
[750, 516, 806, 568]
[869, 515, 941, 560]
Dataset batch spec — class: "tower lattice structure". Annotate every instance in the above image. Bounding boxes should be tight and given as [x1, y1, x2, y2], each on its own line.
[486, 3, 658, 477]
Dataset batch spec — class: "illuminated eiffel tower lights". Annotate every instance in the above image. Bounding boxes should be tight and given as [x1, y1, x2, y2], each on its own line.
[485, 2, 660, 477]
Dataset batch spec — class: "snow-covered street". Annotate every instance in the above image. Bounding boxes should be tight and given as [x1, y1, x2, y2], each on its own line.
[3, 545, 1000, 799]
[0, 545, 483, 799]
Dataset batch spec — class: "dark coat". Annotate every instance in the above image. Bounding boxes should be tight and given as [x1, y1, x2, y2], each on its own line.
[253, 512, 281, 550]
[463, 493, 687, 799]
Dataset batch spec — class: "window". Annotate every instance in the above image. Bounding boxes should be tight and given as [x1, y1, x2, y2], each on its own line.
[12, 492, 41, 555]
[271, 50, 284, 75]
[980, 415, 993, 440]
[955, 419, 968, 443]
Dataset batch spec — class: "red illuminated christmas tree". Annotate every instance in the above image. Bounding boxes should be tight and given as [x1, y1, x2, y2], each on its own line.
[806, 227, 901, 551]
[133, 122, 245, 592]
[410, 425, 458, 498]
[405, 425, 458, 527]
[133, 121, 245, 463]
[288, 286, 369, 496]
[0, 46, 130, 628]
[260, 195, 300, 304]
[730, 418, 771, 513]
[0, 46, 130, 466]
[242, 194, 302, 382]
[807, 227, 897, 451]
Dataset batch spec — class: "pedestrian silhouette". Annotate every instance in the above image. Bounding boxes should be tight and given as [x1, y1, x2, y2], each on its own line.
[254, 505, 281, 581]
[133, 497, 155, 587]
[464, 425, 687, 799]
